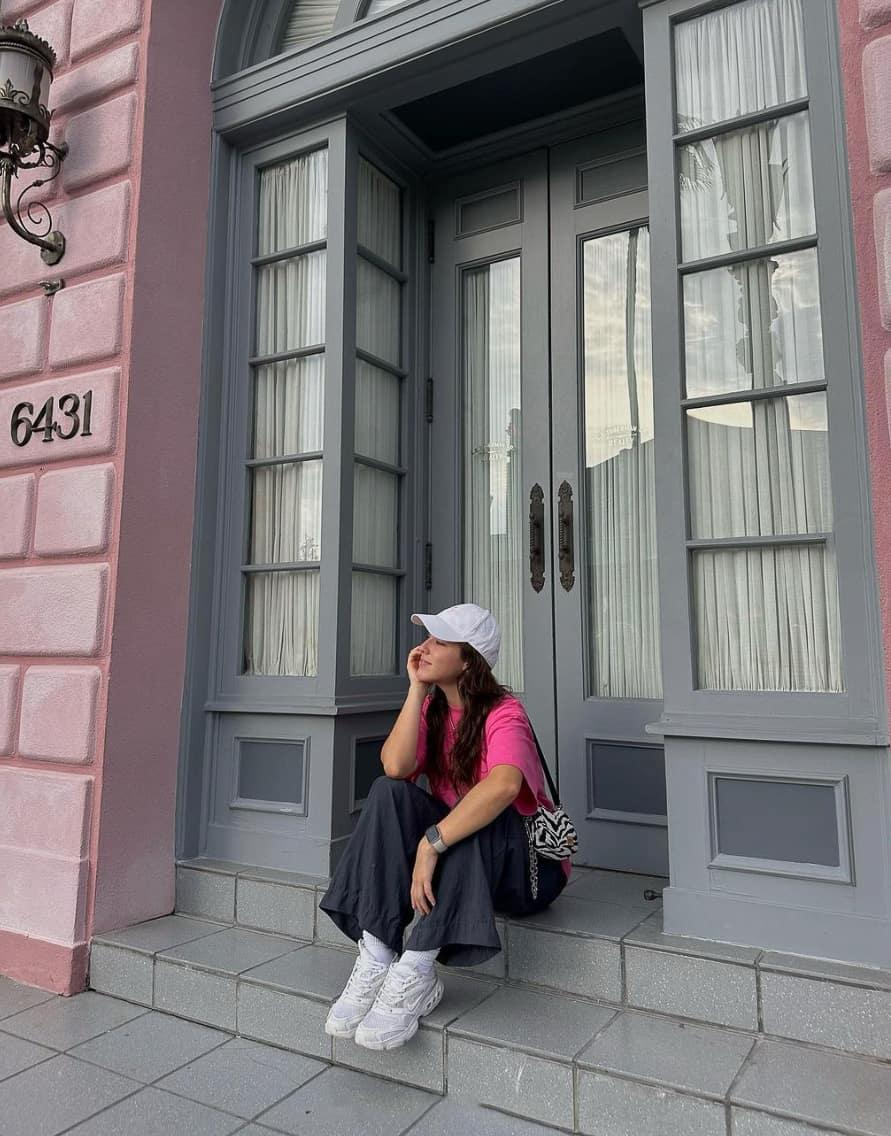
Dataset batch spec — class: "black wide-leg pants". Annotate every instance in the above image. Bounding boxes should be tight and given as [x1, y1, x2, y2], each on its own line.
[318, 775, 568, 967]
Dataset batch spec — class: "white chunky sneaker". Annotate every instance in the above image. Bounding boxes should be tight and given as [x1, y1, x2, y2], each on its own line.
[353, 958, 444, 1050]
[325, 936, 392, 1039]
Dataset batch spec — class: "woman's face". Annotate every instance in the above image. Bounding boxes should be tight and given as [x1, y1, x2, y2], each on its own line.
[417, 636, 467, 685]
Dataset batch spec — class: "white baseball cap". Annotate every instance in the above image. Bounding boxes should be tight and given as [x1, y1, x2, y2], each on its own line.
[411, 603, 501, 668]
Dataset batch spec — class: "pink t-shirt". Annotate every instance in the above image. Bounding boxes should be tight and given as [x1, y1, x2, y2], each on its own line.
[409, 693, 571, 882]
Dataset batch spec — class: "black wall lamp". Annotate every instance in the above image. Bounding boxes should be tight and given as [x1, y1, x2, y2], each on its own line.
[0, 18, 67, 265]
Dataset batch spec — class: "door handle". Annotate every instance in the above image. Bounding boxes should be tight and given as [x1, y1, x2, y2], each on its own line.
[558, 480, 575, 592]
[529, 483, 545, 593]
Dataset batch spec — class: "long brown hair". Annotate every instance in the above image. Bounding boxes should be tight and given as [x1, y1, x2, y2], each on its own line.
[424, 644, 512, 797]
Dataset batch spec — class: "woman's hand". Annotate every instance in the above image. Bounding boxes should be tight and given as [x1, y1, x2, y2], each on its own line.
[406, 646, 427, 689]
[411, 839, 439, 915]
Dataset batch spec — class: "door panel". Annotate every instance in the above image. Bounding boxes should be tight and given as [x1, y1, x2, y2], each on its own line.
[430, 151, 557, 762]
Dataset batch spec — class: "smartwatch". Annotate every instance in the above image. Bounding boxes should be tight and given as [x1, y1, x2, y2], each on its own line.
[425, 824, 448, 853]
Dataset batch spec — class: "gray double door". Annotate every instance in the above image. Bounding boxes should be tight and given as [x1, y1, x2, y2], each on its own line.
[430, 130, 668, 876]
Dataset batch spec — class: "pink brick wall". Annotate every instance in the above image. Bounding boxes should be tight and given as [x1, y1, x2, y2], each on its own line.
[0, 0, 218, 993]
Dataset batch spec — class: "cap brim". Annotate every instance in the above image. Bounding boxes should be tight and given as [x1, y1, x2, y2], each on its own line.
[410, 613, 463, 642]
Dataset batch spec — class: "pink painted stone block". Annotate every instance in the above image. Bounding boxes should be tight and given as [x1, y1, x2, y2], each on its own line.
[53, 42, 140, 113]
[35, 463, 114, 555]
[0, 474, 35, 560]
[0, 767, 92, 857]
[0, 667, 19, 756]
[62, 92, 137, 192]
[877, 188, 891, 331]
[49, 274, 125, 369]
[0, 297, 46, 381]
[0, 847, 89, 943]
[0, 0, 45, 20]
[26, 0, 74, 67]
[0, 564, 108, 655]
[864, 36, 891, 173]
[0, 369, 119, 470]
[70, 0, 142, 61]
[861, 0, 891, 28]
[0, 182, 130, 300]
[19, 665, 101, 764]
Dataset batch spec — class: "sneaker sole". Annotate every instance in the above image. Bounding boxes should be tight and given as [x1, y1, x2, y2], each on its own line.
[353, 978, 445, 1051]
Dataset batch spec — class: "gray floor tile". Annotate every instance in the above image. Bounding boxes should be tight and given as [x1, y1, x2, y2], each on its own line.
[177, 866, 237, 922]
[236, 879, 316, 940]
[154, 960, 237, 1031]
[730, 1039, 891, 1136]
[60, 1086, 244, 1135]
[512, 895, 647, 940]
[577, 1068, 726, 1136]
[88, 943, 154, 1005]
[761, 969, 891, 1059]
[625, 945, 758, 1030]
[158, 928, 299, 975]
[624, 911, 761, 964]
[447, 985, 615, 1060]
[576, 1010, 754, 1099]
[156, 1038, 325, 1119]
[256, 1065, 436, 1136]
[507, 924, 622, 1001]
[241, 945, 353, 1000]
[333, 1022, 444, 1093]
[93, 915, 226, 954]
[731, 1108, 847, 1136]
[404, 1097, 566, 1134]
[238, 865, 327, 889]
[564, 870, 667, 910]
[0, 977, 55, 1021]
[1, 990, 148, 1050]
[237, 982, 332, 1060]
[0, 1030, 55, 1081]
[68, 1010, 230, 1083]
[759, 951, 891, 991]
[0, 1053, 139, 1136]
[423, 970, 499, 1030]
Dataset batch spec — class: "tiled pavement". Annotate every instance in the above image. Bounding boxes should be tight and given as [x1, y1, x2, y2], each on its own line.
[0, 977, 563, 1135]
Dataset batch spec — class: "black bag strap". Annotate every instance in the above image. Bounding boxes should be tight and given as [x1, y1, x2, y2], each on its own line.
[528, 725, 561, 808]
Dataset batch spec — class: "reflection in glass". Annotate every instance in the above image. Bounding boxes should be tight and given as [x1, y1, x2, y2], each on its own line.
[351, 572, 397, 675]
[357, 258, 401, 366]
[353, 464, 398, 568]
[684, 249, 824, 398]
[688, 393, 832, 539]
[693, 544, 842, 692]
[355, 360, 399, 464]
[674, 0, 806, 133]
[250, 461, 323, 564]
[462, 258, 523, 690]
[582, 228, 661, 699]
[257, 149, 328, 255]
[245, 570, 320, 676]
[252, 356, 324, 459]
[358, 159, 401, 268]
[255, 252, 327, 355]
[679, 113, 815, 262]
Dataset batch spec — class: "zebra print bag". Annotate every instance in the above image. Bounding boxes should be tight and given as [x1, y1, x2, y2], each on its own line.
[523, 727, 579, 899]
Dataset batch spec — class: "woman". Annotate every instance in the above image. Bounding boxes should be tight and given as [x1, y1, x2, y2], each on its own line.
[318, 602, 571, 1052]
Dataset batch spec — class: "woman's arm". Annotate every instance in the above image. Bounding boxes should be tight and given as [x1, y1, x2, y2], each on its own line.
[380, 659, 428, 778]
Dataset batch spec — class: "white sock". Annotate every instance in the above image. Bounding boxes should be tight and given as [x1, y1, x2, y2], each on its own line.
[399, 947, 439, 973]
[361, 930, 397, 965]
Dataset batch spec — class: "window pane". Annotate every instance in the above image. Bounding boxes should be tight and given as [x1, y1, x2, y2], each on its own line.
[351, 572, 397, 675]
[679, 113, 815, 262]
[693, 544, 842, 692]
[355, 360, 399, 464]
[675, 0, 807, 132]
[257, 149, 327, 255]
[249, 461, 322, 564]
[462, 258, 524, 691]
[237, 740, 305, 806]
[278, 0, 339, 51]
[688, 394, 832, 540]
[364, 0, 410, 15]
[252, 356, 324, 459]
[245, 570, 320, 676]
[582, 228, 661, 699]
[255, 251, 326, 355]
[357, 258, 401, 365]
[684, 249, 824, 398]
[353, 464, 398, 568]
[358, 159, 401, 269]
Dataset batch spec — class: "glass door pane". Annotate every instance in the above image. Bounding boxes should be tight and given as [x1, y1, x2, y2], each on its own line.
[461, 258, 524, 690]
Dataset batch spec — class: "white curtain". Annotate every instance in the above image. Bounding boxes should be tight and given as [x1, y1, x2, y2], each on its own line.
[278, 0, 340, 51]
[463, 260, 524, 690]
[675, 0, 841, 692]
[584, 230, 661, 700]
[364, 0, 411, 16]
[351, 161, 403, 675]
[245, 152, 328, 677]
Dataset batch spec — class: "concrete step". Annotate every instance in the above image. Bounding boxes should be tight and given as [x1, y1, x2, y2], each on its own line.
[88, 914, 891, 1136]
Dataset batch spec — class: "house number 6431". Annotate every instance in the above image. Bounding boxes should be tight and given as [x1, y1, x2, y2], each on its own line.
[10, 391, 94, 447]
